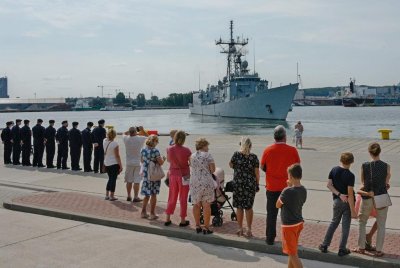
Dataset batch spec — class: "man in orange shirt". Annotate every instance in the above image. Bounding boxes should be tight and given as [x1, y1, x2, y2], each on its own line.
[261, 125, 300, 245]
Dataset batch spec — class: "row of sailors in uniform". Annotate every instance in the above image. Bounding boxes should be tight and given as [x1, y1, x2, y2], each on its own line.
[1, 119, 107, 173]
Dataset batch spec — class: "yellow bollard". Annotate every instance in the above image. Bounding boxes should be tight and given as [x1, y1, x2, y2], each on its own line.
[378, 129, 392, 140]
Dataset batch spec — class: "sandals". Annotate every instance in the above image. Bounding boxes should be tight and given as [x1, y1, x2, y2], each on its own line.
[196, 226, 202, 234]
[375, 251, 384, 257]
[141, 213, 149, 219]
[104, 196, 110, 200]
[236, 228, 244, 237]
[365, 236, 376, 252]
[132, 197, 143, 203]
[203, 228, 213, 235]
[149, 214, 159, 220]
[164, 220, 172, 226]
[179, 220, 190, 227]
[245, 230, 253, 238]
[109, 197, 118, 201]
[352, 248, 365, 254]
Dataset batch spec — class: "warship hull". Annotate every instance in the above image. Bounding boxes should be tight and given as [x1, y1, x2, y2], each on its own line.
[190, 84, 298, 120]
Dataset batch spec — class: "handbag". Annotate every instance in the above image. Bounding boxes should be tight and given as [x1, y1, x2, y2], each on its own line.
[101, 141, 112, 173]
[148, 158, 165, 182]
[370, 162, 392, 209]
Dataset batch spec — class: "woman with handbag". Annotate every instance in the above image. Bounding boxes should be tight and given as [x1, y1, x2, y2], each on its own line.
[140, 135, 165, 220]
[354, 142, 391, 257]
[164, 130, 192, 227]
[190, 138, 216, 235]
[103, 129, 123, 201]
[229, 137, 260, 237]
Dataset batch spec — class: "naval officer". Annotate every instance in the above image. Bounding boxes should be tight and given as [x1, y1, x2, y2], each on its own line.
[32, 119, 46, 167]
[92, 119, 106, 173]
[20, 119, 32, 166]
[82, 122, 94, 172]
[56, 120, 69, 169]
[1, 121, 14, 164]
[69, 121, 82, 171]
[45, 120, 56, 168]
[11, 119, 22, 165]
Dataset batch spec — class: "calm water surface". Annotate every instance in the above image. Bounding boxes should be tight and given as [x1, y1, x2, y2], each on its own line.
[0, 106, 399, 138]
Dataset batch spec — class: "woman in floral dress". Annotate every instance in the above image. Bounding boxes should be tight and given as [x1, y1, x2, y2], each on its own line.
[190, 138, 216, 235]
[141, 135, 165, 220]
[229, 137, 260, 237]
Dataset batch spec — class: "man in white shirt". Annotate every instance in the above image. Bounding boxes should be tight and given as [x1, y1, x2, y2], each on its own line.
[123, 126, 148, 202]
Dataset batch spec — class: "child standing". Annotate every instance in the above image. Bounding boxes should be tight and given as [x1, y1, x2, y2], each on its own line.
[276, 164, 307, 268]
[319, 152, 357, 256]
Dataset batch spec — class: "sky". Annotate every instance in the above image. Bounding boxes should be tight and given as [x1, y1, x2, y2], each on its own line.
[0, 0, 399, 98]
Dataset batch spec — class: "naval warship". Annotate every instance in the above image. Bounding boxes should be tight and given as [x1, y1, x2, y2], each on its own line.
[189, 21, 298, 120]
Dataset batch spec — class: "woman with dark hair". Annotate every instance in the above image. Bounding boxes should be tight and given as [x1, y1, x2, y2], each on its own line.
[354, 142, 391, 257]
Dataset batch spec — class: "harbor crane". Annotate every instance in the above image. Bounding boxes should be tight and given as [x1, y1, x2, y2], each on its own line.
[97, 85, 119, 97]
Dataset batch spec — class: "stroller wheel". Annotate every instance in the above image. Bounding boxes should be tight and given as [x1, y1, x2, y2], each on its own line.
[219, 210, 223, 216]
[231, 212, 237, 221]
[212, 217, 219, 227]
[218, 217, 223, 227]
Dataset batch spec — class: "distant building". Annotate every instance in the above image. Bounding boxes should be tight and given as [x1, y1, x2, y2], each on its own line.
[0, 98, 70, 112]
[0, 76, 9, 98]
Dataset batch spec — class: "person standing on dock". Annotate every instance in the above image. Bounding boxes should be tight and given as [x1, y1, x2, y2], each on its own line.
[11, 119, 22, 165]
[20, 120, 32, 166]
[261, 125, 300, 245]
[82, 122, 94, 172]
[1, 121, 14, 164]
[32, 119, 46, 167]
[56, 120, 69, 169]
[295, 121, 304, 149]
[69, 122, 82, 171]
[45, 120, 56, 168]
[92, 119, 106, 173]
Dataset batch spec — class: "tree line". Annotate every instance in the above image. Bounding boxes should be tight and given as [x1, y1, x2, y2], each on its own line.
[67, 92, 193, 109]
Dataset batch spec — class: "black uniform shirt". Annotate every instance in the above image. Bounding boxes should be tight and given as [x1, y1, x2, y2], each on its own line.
[20, 125, 32, 146]
[32, 124, 46, 144]
[82, 128, 92, 149]
[56, 126, 69, 145]
[68, 128, 82, 148]
[45, 126, 56, 144]
[11, 125, 21, 143]
[91, 127, 106, 148]
[1, 127, 12, 143]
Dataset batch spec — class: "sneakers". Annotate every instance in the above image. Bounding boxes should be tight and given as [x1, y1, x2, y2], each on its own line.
[318, 244, 328, 253]
[338, 248, 351, 257]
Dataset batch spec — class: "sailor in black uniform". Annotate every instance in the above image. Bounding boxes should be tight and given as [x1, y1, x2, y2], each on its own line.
[56, 120, 69, 169]
[32, 119, 46, 167]
[20, 119, 32, 166]
[92, 119, 106, 173]
[82, 122, 94, 172]
[45, 120, 56, 168]
[11, 119, 22, 165]
[1, 121, 13, 164]
[68, 121, 82, 171]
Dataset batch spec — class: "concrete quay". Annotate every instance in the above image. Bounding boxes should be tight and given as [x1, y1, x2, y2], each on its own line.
[1, 134, 399, 267]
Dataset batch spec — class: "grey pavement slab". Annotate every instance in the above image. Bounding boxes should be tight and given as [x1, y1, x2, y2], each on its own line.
[0, 208, 356, 268]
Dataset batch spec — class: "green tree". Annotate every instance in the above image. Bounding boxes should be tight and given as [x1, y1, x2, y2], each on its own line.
[136, 93, 146, 107]
[114, 92, 127, 105]
[91, 97, 107, 109]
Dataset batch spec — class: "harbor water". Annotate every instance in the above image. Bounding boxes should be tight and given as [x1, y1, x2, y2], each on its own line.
[0, 106, 399, 138]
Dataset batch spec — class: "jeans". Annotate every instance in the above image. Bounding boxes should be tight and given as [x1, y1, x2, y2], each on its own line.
[322, 198, 351, 250]
[106, 164, 119, 192]
[358, 198, 388, 252]
[266, 191, 281, 242]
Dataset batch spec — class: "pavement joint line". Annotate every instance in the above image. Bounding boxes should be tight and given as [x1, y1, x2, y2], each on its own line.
[3, 200, 399, 268]
[0, 221, 87, 249]
[0, 183, 57, 193]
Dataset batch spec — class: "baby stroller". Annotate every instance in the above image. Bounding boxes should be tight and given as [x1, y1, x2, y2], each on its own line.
[200, 168, 237, 227]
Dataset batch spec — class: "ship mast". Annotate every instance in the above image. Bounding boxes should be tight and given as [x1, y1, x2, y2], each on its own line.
[216, 20, 248, 82]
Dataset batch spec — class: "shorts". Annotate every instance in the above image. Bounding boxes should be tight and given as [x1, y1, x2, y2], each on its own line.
[281, 222, 303, 256]
[124, 165, 142, 184]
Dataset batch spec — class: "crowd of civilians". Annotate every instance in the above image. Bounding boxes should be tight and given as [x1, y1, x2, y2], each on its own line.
[2, 120, 392, 267]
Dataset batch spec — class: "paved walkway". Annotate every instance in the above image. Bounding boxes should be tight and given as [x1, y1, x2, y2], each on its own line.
[4, 191, 400, 267]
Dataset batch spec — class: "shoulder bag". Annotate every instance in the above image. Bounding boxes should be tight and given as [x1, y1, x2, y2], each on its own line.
[148, 150, 165, 182]
[101, 141, 112, 173]
[370, 162, 392, 209]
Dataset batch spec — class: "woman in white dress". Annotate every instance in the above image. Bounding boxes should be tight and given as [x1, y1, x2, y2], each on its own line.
[190, 138, 216, 235]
